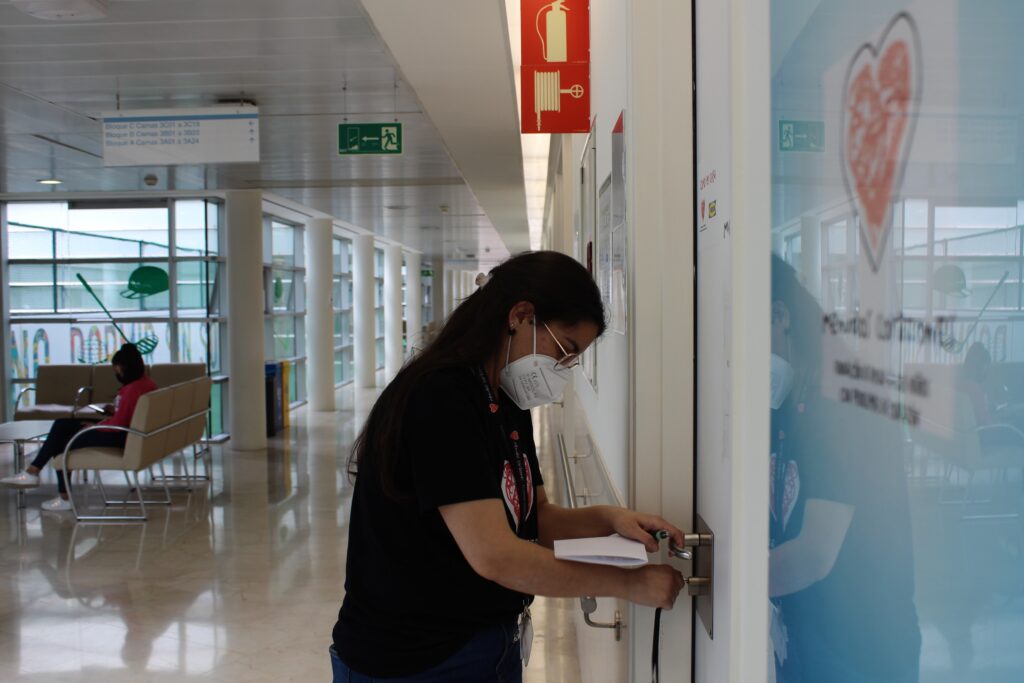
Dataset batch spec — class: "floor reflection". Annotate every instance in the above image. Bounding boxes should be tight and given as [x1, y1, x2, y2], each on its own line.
[907, 448, 1024, 682]
[0, 383, 582, 682]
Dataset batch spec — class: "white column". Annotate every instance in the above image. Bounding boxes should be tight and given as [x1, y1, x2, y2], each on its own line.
[800, 215, 822, 298]
[432, 265, 444, 329]
[226, 190, 267, 451]
[304, 218, 335, 412]
[384, 244, 404, 381]
[444, 268, 455, 317]
[353, 234, 376, 388]
[455, 270, 467, 304]
[405, 252, 423, 355]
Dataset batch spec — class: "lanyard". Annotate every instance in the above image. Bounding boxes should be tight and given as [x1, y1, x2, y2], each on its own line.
[769, 424, 788, 551]
[474, 366, 531, 539]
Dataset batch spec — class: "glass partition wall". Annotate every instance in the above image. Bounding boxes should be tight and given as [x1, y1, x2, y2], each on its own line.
[769, 2, 1024, 681]
[374, 247, 385, 371]
[263, 218, 307, 407]
[3, 199, 228, 436]
[333, 236, 354, 385]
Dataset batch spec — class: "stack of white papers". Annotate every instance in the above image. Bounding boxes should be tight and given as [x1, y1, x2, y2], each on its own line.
[553, 534, 649, 568]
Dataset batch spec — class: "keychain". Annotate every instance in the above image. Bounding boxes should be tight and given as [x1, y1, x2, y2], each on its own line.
[518, 606, 534, 666]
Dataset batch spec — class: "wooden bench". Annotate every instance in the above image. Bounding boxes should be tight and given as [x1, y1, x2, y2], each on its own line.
[54, 377, 212, 522]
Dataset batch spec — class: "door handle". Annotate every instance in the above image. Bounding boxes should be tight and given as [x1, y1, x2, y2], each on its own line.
[666, 531, 713, 562]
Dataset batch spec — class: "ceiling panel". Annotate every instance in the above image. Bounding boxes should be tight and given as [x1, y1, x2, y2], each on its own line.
[0, 0, 518, 266]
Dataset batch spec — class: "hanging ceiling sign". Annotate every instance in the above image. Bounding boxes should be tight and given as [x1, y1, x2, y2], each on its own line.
[102, 106, 259, 167]
[338, 123, 403, 155]
[521, 0, 591, 134]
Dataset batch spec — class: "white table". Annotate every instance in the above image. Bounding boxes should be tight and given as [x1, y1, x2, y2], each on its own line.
[0, 420, 53, 509]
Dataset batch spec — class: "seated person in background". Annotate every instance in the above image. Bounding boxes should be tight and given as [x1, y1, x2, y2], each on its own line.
[960, 341, 994, 426]
[0, 343, 158, 512]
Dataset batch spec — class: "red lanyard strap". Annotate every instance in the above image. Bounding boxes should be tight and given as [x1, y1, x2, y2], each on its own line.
[474, 366, 530, 537]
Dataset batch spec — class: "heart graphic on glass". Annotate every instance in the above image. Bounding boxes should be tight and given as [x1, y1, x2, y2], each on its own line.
[840, 13, 921, 272]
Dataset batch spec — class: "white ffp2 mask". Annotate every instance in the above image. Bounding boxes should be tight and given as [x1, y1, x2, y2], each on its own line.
[500, 323, 572, 410]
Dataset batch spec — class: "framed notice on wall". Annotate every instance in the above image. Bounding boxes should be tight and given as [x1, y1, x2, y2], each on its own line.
[610, 111, 628, 334]
[580, 125, 598, 389]
[598, 175, 612, 321]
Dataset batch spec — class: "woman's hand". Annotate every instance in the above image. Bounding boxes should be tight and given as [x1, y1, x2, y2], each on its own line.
[606, 508, 685, 553]
[627, 565, 686, 609]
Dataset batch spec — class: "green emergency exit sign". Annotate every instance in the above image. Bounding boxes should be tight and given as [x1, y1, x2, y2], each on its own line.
[779, 120, 824, 152]
[338, 123, 403, 155]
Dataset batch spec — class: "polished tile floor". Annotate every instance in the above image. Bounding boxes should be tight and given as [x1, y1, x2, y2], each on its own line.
[0, 385, 581, 682]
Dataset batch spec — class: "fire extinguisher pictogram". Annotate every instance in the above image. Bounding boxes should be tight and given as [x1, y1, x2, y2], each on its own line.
[536, 0, 570, 63]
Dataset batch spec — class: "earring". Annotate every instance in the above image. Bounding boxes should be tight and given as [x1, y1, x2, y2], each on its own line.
[508, 325, 517, 336]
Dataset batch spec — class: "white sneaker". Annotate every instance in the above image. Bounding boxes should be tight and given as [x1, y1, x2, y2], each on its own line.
[0, 471, 40, 488]
[41, 496, 73, 512]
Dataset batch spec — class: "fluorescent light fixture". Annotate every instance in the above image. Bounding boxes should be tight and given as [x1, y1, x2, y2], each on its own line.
[37, 178, 63, 185]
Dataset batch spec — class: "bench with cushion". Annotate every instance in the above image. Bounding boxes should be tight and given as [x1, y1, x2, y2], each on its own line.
[54, 376, 212, 522]
[148, 362, 206, 388]
[15, 362, 208, 422]
[14, 365, 93, 421]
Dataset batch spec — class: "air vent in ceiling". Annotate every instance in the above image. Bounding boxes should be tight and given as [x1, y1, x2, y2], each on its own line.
[12, 0, 108, 21]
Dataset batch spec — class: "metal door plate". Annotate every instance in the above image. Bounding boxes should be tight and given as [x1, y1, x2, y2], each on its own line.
[696, 514, 714, 638]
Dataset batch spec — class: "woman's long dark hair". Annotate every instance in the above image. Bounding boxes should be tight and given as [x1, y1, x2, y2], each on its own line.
[112, 343, 146, 384]
[351, 251, 606, 499]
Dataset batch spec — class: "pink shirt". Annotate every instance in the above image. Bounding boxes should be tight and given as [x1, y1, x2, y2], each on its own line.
[100, 376, 159, 430]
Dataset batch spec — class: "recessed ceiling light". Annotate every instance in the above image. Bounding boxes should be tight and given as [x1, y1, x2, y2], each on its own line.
[37, 178, 62, 185]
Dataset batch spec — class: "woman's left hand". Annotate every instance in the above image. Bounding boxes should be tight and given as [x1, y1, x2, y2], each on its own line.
[607, 508, 685, 553]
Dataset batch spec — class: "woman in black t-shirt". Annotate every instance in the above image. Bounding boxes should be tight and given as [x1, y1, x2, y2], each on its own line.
[331, 251, 685, 682]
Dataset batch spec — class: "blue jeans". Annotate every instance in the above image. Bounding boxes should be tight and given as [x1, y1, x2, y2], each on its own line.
[330, 622, 522, 682]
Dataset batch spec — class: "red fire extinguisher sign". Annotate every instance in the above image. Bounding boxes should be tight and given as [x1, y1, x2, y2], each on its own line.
[521, 0, 591, 134]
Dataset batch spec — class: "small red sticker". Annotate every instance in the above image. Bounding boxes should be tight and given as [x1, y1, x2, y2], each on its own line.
[490, 403, 499, 413]
[510, 430, 519, 441]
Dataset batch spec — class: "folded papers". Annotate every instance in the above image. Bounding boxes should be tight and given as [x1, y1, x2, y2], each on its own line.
[553, 534, 649, 568]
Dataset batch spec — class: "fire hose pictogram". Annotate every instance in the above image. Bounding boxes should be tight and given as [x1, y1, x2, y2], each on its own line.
[533, 70, 585, 131]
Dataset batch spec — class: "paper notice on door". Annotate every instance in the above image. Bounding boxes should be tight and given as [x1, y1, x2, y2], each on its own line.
[553, 534, 649, 567]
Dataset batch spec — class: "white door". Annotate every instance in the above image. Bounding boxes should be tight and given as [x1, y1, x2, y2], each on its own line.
[693, 0, 772, 681]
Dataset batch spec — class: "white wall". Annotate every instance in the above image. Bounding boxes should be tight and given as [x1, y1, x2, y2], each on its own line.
[540, 2, 699, 681]
[570, 0, 631, 505]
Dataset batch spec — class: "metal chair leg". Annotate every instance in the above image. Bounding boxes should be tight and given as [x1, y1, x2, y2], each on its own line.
[66, 468, 148, 523]
[132, 471, 147, 520]
[157, 462, 173, 504]
[96, 472, 111, 506]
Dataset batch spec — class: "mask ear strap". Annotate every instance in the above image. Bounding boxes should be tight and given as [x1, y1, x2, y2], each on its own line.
[505, 334, 513, 368]
[532, 318, 538, 355]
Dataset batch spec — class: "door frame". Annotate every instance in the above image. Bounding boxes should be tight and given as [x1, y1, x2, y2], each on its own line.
[624, 0, 773, 680]
[625, 1, 696, 680]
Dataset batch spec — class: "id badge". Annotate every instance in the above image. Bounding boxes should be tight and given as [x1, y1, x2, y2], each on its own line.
[518, 607, 534, 667]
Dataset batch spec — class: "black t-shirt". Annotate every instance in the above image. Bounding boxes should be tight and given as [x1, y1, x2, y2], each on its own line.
[771, 395, 920, 681]
[333, 366, 544, 678]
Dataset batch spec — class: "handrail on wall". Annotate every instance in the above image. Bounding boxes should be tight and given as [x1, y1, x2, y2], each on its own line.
[556, 430, 625, 641]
